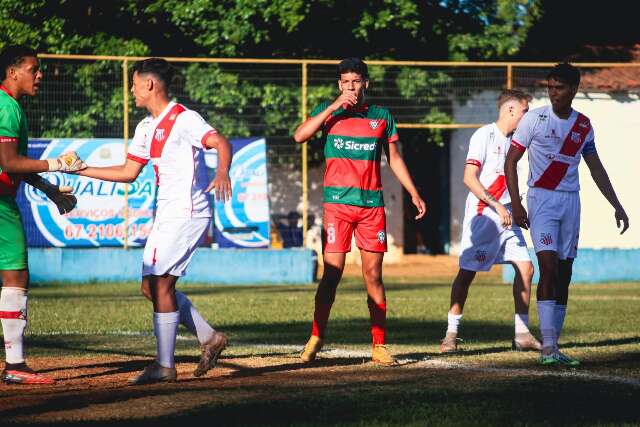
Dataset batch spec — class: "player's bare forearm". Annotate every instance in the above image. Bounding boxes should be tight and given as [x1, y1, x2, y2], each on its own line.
[387, 142, 426, 218]
[294, 114, 328, 143]
[505, 146, 524, 207]
[584, 153, 624, 210]
[0, 144, 48, 173]
[76, 160, 143, 183]
[463, 165, 501, 209]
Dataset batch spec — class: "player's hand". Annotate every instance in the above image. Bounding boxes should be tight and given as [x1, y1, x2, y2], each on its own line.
[511, 202, 529, 230]
[615, 207, 629, 234]
[44, 185, 77, 214]
[495, 203, 512, 229]
[412, 195, 427, 220]
[47, 151, 87, 172]
[206, 170, 232, 202]
[329, 92, 358, 112]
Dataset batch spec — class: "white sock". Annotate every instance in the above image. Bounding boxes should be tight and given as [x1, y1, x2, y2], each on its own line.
[447, 312, 463, 334]
[153, 311, 179, 369]
[554, 305, 567, 343]
[0, 287, 28, 364]
[514, 313, 530, 334]
[175, 291, 215, 345]
[537, 300, 557, 351]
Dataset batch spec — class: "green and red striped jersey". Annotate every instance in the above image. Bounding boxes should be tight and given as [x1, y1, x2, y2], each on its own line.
[310, 102, 399, 207]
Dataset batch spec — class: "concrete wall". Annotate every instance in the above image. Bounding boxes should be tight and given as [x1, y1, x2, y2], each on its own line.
[450, 90, 640, 254]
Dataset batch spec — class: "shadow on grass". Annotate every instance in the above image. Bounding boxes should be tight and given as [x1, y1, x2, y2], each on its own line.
[3, 362, 640, 427]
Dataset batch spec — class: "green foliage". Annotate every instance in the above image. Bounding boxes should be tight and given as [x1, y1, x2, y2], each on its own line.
[0, 0, 542, 143]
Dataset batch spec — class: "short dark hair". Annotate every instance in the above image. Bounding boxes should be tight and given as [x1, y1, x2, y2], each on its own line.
[547, 62, 580, 86]
[132, 57, 174, 89]
[0, 45, 38, 80]
[337, 57, 369, 80]
[497, 89, 532, 109]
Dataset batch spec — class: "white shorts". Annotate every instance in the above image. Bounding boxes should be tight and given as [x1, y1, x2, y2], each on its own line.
[459, 203, 531, 272]
[142, 216, 210, 277]
[527, 187, 580, 260]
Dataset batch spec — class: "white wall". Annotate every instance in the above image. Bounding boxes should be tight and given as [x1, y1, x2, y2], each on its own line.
[450, 90, 640, 254]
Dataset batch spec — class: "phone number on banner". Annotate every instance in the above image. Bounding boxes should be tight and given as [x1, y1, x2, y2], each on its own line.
[63, 223, 152, 240]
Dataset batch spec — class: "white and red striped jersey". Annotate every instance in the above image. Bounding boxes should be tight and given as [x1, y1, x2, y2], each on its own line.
[511, 105, 596, 192]
[465, 123, 511, 215]
[127, 101, 218, 218]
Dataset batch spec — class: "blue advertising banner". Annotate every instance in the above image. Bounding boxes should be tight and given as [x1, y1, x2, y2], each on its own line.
[212, 137, 270, 248]
[17, 138, 270, 248]
[17, 139, 156, 247]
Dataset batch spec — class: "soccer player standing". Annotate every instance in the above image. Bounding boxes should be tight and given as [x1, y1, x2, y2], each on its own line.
[75, 58, 232, 384]
[505, 63, 629, 366]
[294, 58, 426, 365]
[440, 90, 541, 353]
[0, 45, 85, 384]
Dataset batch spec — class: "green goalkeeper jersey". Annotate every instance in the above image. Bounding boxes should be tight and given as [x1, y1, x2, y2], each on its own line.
[0, 86, 29, 197]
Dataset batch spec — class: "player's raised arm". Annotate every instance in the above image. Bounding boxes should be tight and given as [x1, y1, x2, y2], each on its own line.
[203, 131, 232, 202]
[505, 144, 528, 229]
[583, 152, 629, 234]
[384, 141, 426, 219]
[293, 92, 357, 143]
[75, 158, 145, 183]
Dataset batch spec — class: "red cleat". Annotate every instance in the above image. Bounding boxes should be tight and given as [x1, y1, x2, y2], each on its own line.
[2, 363, 55, 385]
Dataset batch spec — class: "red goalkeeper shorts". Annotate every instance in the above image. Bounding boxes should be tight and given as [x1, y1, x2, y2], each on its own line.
[322, 203, 387, 253]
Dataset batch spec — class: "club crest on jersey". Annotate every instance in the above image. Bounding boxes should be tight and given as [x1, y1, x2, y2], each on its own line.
[155, 128, 165, 141]
[377, 230, 386, 243]
[540, 233, 553, 246]
[570, 131, 581, 143]
[369, 120, 380, 130]
[475, 250, 487, 263]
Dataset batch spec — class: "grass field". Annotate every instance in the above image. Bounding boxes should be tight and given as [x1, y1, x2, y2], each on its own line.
[1, 273, 639, 426]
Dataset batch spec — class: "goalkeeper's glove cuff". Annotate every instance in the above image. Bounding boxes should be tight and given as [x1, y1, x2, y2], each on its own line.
[46, 158, 61, 172]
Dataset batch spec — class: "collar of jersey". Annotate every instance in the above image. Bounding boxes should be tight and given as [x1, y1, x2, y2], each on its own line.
[0, 85, 15, 98]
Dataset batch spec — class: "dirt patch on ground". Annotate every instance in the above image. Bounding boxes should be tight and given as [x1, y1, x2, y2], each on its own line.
[321, 254, 503, 279]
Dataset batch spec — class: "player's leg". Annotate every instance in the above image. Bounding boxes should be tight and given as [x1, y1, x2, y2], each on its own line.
[354, 206, 395, 365]
[440, 268, 475, 353]
[301, 204, 351, 362]
[0, 200, 54, 385]
[528, 188, 563, 363]
[555, 258, 573, 344]
[511, 260, 541, 351]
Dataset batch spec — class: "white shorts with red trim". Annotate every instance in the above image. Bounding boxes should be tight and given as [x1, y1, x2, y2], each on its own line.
[527, 187, 580, 260]
[142, 216, 210, 277]
[459, 202, 531, 272]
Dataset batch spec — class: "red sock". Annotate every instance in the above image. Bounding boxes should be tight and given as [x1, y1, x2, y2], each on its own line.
[311, 302, 332, 338]
[368, 299, 387, 345]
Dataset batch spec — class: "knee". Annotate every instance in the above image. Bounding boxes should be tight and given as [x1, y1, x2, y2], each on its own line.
[363, 265, 382, 287]
[140, 283, 152, 299]
[520, 262, 534, 280]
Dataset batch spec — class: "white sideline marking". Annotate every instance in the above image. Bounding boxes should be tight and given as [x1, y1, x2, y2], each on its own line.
[28, 333, 639, 388]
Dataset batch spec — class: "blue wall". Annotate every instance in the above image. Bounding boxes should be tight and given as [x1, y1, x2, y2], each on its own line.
[27, 248, 317, 285]
[502, 248, 640, 284]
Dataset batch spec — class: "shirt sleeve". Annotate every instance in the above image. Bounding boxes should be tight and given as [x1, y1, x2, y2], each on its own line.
[465, 128, 487, 168]
[127, 120, 151, 164]
[0, 104, 21, 143]
[511, 111, 537, 151]
[385, 109, 399, 144]
[181, 110, 217, 149]
[582, 127, 596, 155]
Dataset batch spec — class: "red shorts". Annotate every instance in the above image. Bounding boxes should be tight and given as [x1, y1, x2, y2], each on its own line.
[322, 203, 387, 253]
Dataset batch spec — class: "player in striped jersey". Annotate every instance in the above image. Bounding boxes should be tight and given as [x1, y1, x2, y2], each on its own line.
[294, 58, 426, 365]
[440, 90, 541, 354]
[505, 63, 629, 366]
